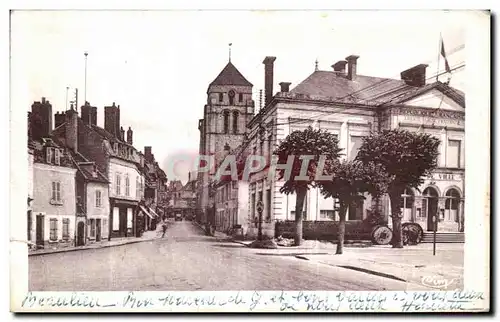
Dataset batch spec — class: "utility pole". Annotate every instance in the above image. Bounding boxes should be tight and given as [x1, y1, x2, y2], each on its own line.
[84, 52, 88, 104]
[65, 86, 69, 111]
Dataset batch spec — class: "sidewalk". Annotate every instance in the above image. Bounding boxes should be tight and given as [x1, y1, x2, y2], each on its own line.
[28, 229, 161, 257]
[296, 244, 464, 290]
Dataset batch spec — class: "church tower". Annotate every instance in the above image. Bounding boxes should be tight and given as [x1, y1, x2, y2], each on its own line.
[197, 59, 255, 223]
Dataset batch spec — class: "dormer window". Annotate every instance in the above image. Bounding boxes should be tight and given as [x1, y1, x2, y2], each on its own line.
[46, 147, 53, 164]
[54, 149, 60, 165]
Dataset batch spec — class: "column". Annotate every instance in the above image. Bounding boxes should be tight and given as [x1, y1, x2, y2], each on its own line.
[340, 121, 348, 162]
[459, 198, 465, 232]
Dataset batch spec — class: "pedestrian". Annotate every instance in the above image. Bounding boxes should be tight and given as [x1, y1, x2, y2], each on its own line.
[161, 220, 168, 238]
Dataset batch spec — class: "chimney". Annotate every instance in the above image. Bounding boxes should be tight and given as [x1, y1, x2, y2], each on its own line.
[81, 101, 92, 125]
[116, 105, 121, 140]
[126, 127, 133, 145]
[120, 126, 125, 141]
[400, 64, 429, 87]
[345, 55, 360, 81]
[263, 56, 276, 107]
[65, 105, 78, 151]
[144, 146, 152, 161]
[30, 97, 53, 141]
[279, 82, 291, 93]
[332, 60, 347, 74]
[54, 111, 66, 129]
[104, 102, 118, 136]
[91, 106, 97, 126]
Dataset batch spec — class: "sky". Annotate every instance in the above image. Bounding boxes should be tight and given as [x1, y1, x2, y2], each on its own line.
[11, 10, 467, 183]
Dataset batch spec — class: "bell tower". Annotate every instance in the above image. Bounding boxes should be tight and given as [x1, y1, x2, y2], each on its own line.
[197, 58, 255, 223]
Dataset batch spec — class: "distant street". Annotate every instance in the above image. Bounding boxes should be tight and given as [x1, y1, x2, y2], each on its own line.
[30, 221, 414, 291]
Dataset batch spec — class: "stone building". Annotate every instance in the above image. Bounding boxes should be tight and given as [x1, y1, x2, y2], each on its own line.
[52, 101, 145, 239]
[196, 60, 256, 225]
[202, 55, 465, 238]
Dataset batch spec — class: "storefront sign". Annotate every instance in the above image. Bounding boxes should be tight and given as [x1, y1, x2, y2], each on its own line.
[401, 115, 463, 127]
[428, 172, 462, 181]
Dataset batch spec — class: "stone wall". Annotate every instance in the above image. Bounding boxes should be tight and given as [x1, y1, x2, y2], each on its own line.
[275, 220, 372, 240]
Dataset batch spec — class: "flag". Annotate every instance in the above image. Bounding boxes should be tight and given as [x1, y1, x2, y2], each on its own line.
[440, 35, 452, 84]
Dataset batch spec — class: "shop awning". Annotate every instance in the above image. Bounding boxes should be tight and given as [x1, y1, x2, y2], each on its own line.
[148, 207, 160, 218]
[139, 205, 154, 219]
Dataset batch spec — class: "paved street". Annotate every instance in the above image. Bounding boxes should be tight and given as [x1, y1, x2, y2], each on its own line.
[29, 221, 422, 291]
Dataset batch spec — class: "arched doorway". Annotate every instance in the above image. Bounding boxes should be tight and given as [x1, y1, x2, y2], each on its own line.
[423, 187, 439, 231]
[76, 221, 85, 246]
[400, 188, 415, 222]
[445, 188, 461, 229]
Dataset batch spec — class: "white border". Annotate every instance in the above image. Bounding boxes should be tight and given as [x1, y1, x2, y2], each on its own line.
[4, 3, 492, 315]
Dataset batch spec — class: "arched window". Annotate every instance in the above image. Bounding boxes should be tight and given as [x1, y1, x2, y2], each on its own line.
[233, 111, 239, 134]
[400, 188, 415, 222]
[223, 110, 230, 134]
[445, 188, 460, 222]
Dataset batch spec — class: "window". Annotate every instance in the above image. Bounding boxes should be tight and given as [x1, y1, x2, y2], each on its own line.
[62, 218, 70, 240]
[266, 188, 272, 221]
[51, 181, 61, 202]
[115, 173, 121, 195]
[46, 147, 53, 163]
[219, 93, 224, 102]
[445, 189, 460, 222]
[400, 189, 415, 222]
[89, 218, 96, 237]
[27, 210, 32, 241]
[125, 175, 130, 196]
[50, 218, 58, 241]
[238, 93, 243, 103]
[349, 136, 364, 161]
[229, 91, 235, 105]
[95, 190, 102, 207]
[233, 111, 239, 134]
[136, 176, 140, 198]
[54, 149, 60, 165]
[223, 111, 230, 134]
[320, 210, 336, 220]
[251, 193, 256, 217]
[447, 140, 461, 168]
[348, 199, 364, 220]
[267, 135, 273, 165]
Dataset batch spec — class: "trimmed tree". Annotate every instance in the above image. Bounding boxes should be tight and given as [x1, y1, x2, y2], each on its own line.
[274, 126, 342, 246]
[356, 129, 440, 248]
[318, 160, 389, 254]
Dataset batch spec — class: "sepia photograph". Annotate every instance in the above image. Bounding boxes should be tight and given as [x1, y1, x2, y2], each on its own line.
[9, 7, 490, 313]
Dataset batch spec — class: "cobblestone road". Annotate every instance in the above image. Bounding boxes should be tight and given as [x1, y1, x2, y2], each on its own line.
[29, 221, 413, 291]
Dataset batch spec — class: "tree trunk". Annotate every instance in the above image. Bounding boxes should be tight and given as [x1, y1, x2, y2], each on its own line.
[389, 191, 404, 248]
[294, 189, 306, 246]
[336, 203, 348, 254]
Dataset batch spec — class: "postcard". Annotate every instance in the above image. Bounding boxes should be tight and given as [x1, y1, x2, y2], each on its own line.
[9, 7, 490, 313]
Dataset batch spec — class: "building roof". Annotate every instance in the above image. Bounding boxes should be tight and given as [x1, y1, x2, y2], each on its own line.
[209, 61, 253, 87]
[289, 70, 465, 107]
[290, 71, 416, 104]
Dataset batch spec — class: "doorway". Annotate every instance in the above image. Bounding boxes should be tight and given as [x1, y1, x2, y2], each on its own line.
[423, 187, 439, 231]
[76, 221, 85, 246]
[36, 214, 44, 248]
[96, 219, 102, 242]
[119, 207, 127, 237]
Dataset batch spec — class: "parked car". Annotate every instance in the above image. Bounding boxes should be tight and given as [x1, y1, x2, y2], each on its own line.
[175, 214, 183, 221]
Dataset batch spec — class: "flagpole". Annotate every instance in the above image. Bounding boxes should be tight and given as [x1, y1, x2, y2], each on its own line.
[436, 33, 441, 82]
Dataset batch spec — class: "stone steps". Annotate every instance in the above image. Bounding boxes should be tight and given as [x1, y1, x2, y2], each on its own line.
[421, 232, 464, 243]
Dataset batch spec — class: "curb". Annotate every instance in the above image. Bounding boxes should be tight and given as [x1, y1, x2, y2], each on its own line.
[28, 237, 159, 257]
